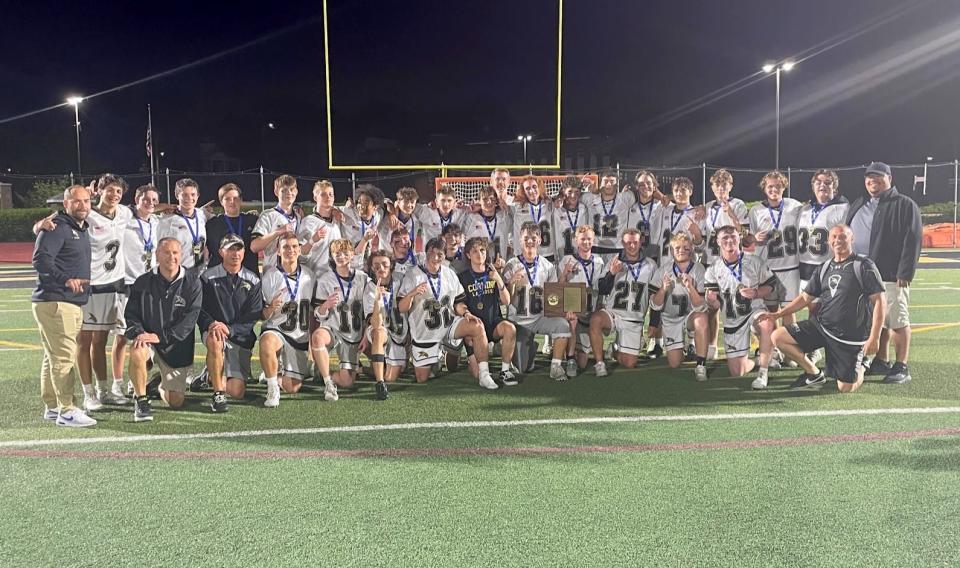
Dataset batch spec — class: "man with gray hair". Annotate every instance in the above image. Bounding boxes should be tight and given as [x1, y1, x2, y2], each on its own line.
[32, 185, 96, 427]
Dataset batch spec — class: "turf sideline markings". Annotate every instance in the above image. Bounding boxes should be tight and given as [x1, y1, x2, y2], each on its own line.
[3, 406, 960, 449]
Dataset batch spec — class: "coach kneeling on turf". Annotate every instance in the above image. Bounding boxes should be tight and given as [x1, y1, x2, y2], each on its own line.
[199, 234, 263, 413]
[125, 237, 202, 420]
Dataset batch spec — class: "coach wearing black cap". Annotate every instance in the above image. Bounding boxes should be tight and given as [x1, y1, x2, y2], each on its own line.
[846, 161, 922, 384]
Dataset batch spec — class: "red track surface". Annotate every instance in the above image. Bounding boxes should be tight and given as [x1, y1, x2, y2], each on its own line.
[0, 242, 33, 264]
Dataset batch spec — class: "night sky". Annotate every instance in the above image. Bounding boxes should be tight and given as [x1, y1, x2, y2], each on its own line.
[2, 0, 959, 202]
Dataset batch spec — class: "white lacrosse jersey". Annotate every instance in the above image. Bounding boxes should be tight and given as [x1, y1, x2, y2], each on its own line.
[157, 208, 207, 269]
[390, 250, 425, 281]
[297, 212, 343, 275]
[551, 202, 590, 260]
[339, 207, 382, 250]
[648, 261, 707, 320]
[122, 209, 159, 285]
[261, 263, 317, 346]
[704, 253, 777, 327]
[377, 210, 423, 254]
[418, 205, 468, 244]
[798, 199, 849, 268]
[657, 204, 706, 263]
[558, 253, 605, 323]
[315, 269, 369, 343]
[86, 205, 133, 287]
[463, 209, 511, 262]
[702, 198, 749, 264]
[399, 265, 464, 344]
[362, 274, 408, 342]
[252, 206, 300, 271]
[502, 255, 559, 327]
[510, 199, 556, 259]
[581, 191, 638, 250]
[627, 198, 665, 259]
[749, 198, 803, 272]
[600, 257, 657, 323]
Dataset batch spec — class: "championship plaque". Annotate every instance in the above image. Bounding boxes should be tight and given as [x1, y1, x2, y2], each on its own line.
[543, 282, 587, 318]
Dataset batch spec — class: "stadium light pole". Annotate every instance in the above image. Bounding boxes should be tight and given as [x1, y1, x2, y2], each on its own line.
[762, 61, 794, 170]
[66, 96, 84, 183]
[517, 134, 532, 165]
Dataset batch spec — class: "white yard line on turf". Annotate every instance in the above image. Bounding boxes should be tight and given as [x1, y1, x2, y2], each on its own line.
[3, 406, 960, 449]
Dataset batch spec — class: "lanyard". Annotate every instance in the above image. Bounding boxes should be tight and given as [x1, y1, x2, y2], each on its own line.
[334, 271, 354, 302]
[564, 206, 580, 231]
[405, 248, 418, 267]
[766, 201, 784, 230]
[482, 214, 498, 240]
[381, 281, 394, 313]
[672, 261, 694, 279]
[724, 253, 743, 283]
[398, 212, 415, 243]
[178, 210, 201, 245]
[710, 204, 723, 229]
[223, 214, 243, 237]
[275, 206, 298, 233]
[635, 200, 653, 226]
[279, 264, 301, 301]
[360, 215, 374, 237]
[576, 254, 596, 285]
[439, 211, 453, 231]
[810, 201, 826, 225]
[529, 201, 543, 224]
[601, 194, 617, 218]
[670, 206, 690, 232]
[421, 267, 442, 300]
[518, 255, 539, 286]
[136, 215, 154, 252]
[626, 258, 646, 282]
[473, 269, 489, 297]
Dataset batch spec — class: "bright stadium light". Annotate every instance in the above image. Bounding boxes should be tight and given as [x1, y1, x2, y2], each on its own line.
[781, 60, 796, 72]
[517, 134, 533, 164]
[760, 61, 796, 169]
[762, 63, 776, 73]
[65, 95, 84, 182]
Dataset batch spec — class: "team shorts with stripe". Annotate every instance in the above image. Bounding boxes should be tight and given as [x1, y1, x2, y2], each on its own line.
[364, 326, 409, 367]
[410, 316, 465, 368]
[599, 309, 645, 356]
[787, 319, 864, 383]
[260, 329, 312, 381]
[661, 312, 698, 352]
[318, 326, 362, 371]
[201, 332, 253, 381]
[721, 309, 766, 359]
[81, 291, 119, 332]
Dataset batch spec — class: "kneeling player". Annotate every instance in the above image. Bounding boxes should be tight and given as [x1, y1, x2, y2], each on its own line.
[457, 237, 517, 385]
[398, 237, 498, 389]
[502, 222, 571, 380]
[312, 239, 372, 401]
[558, 225, 605, 376]
[648, 233, 709, 378]
[363, 250, 410, 389]
[703, 226, 778, 387]
[259, 233, 318, 408]
[590, 228, 656, 374]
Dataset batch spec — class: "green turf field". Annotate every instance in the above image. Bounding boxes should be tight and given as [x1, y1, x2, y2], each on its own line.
[1, 267, 959, 567]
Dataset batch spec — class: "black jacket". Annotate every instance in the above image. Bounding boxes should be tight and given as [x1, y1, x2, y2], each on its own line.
[198, 264, 264, 349]
[205, 212, 260, 275]
[31, 211, 91, 305]
[845, 186, 922, 282]
[124, 267, 202, 368]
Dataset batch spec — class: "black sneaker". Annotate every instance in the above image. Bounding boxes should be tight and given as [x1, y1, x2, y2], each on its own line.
[647, 344, 664, 360]
[883, 362, 912, 384]
[146, 374, 162, 400]
[189, 368, 210, 392]
[211, 392, 229, 413]
[500, 369, 520, 386]
[375, 381, 389, 401]
[865, 358, 892, 375]
[133, 397, 154, 422]
[789, 371, 826, 389]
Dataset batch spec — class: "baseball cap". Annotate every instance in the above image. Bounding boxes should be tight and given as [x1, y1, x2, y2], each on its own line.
[219, 234, 244, 250]
[864, 162, 892, 176]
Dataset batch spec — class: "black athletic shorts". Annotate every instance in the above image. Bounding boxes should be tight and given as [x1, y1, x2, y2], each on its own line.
[787, 319, 864, 383]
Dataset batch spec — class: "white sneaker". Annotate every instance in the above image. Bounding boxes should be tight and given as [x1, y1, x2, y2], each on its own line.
[478, 373, 499, 390]
[541, 337, 553, 355]
[56, 408, 97, 428]
[594, 361, 608, 377]
[751, 373, 768, 390]
[100, 388, 129, 405]
[111, 381, 131, 403]
[264, 383, 280, 407]
[258, 371, 267, 384]
[707, 345, 718, 361]
[550, 364, 567, 381]
[323, 381, 339, 402]
[43, 407, 58, 421]
[695, 364, 708, 382]
[83, 393, 104, 412]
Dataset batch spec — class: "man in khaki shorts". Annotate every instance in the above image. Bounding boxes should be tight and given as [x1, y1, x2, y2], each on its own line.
[124, 237, 202, 421]
[846, 162, 922, 384]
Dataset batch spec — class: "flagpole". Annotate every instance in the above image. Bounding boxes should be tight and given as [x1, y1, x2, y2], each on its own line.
[147, 104, 156, 186]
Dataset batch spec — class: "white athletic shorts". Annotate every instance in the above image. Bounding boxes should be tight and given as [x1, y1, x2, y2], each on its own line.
[770, 267, 800, 307]
[600, 309, 645, 356]
[260, 329, 312, 381]
[147, 346, 194, 393]
[319, 326, 361, 371]
[516, 315, 572, 339]
[114, 292, 128, 334]
[201, 332, 253, 381]
[661, 312, 696, 352]
[410, 316, 465, 368]
[721, 309, 766, 359]
[364, 326, 409, 367]
[82, 291, 119, 332]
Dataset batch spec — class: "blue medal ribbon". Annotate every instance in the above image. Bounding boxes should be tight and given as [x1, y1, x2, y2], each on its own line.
[381, 280, 394, 314]
[482, 213, 498, 240]
[335, 270, 354, 302]
[576, 254, 596, 285]
[279, 264, 301, 301]
[275, 206, 298, 233]
[724, 252, 743, 283]
[672, 260, 694, 279]
[635, 200, 653, 227]
[421, 266, 442, 300]
[809, 201, 826, 225]
[626, 258, 646, 282]
[135, 215, 154, 253]
[529, 201, 543, 224]
[565, 206, 580, 232]
[178, 210, 201, 246]
[710, 204, 723, 229]
[223, 214, 243, 237]
[518, 254, 539, 286]
[670, 206, 690, 232]
[766, 201, 784, 230]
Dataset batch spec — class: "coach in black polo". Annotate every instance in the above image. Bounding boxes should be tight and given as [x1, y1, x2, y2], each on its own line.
[759, 225, 885, 393]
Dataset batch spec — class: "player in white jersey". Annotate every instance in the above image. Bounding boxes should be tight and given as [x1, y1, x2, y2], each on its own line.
[464, 185, 511, 266]
[798, 169, 849, 285]
[558, 225, 605, 376]
[384, 227, 424, 281]
[311, 239, 374, 400]
[491, 167, 515, 209]
[627, 170, 667, 261]
[581, 170, 637, 263]
[647, 232, 709, 376]
[441, 224, 469, 274]
[113, 184, 160, 397]
[704, 226, 778, 388]
[260, 232, 318, 408]
[363, 250, 409, 390]
[251, 174, 301, 272]
[156, 178, 207, 271]
[502, 221, 572, 380]
[420, 185, 469, 244]
[656, 177, 705, 264]
[702, 169, 750, 362]
[398, 237, 498, 388]
[299, 180, 344, 275]
[379, 187, 425, 254]
[551, 177, 590, 260]
[589, 228, 657, 374]
[339, 184, 383, 261]
[749, 170, 803, 317]
[510, 175, 557, 262]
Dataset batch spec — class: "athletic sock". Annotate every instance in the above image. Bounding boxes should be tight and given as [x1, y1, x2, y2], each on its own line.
[82, 383, 97, 398]
[696, 357, 706, 366]
[500, 362, 510, 374]
[550, 358, 562, 367]
[322, 376, 333, 386]
[266, 376, 279, 389]
[478, 362, 489, 375]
